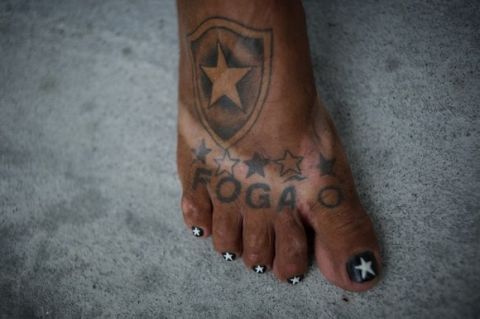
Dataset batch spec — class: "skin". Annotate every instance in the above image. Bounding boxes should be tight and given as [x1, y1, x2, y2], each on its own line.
[176, 0, 381, 291]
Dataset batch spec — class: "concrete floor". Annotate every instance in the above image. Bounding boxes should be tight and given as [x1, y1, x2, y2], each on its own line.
[1, 0, 479, 318]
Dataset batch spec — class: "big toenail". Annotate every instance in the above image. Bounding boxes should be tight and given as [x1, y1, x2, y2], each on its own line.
[222, 252, 236, 261]
[191, 226, 203, 237]
[347, 251, 378, 283]
[287, 275, 304, 285]
[252, 265, 266, 274]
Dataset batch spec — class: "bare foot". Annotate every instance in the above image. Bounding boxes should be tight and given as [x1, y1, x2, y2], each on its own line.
[176, 0, 381, 291]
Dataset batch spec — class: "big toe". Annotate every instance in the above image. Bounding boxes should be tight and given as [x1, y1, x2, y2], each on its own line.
[308, 194, 381, 291]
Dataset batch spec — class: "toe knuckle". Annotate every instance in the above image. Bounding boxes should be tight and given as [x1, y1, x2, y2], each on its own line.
[244, 252, 262, 264]
[244, 233, 267, 250]
[289, 239, 306, 255]
[332, 210, 372, 235]
[181, 200, 196, 217]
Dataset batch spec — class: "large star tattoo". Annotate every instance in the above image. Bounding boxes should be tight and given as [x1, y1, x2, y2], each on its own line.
[244, 152, 269, 178]
[318, 153, 335, 176]
[191, 139, 211, 164]
[201, 43, 252, 111]
[214, 150, 240, 176]
[274, 150, 303, 176]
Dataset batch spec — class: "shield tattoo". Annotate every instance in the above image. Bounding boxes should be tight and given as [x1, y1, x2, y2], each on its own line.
[187, 18, 272, 149]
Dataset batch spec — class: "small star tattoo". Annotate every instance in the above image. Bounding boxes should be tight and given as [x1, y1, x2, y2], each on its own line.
[244, 152, 269, 178]
[253, 265, 266, 274]
[222, 252, 236, 261]
[191, 226, 203, 237]
[215, 150, 240, 176]
[288, 275, 304, 285]
[318, 153, 335, 176]
[274, 150, 303, 176]
[191, 139, 211, 164]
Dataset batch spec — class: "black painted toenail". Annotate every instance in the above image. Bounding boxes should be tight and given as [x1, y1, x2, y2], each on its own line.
[191, 226, 203, 237]
[252, 265, 266, 274]
[287, 275, 304, 285]
[222, 252, 236, 261]
[347, 251, 378, 283]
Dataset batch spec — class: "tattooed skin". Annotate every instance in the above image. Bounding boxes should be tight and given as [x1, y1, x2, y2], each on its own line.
[187, 17, 272, 149]
[274, 151, 303, 176]
[244, 152, 269, 178]
[277, 186, 296, 212]
[190, 137, 346, 211]
[192, 167, 212, 190]
[214, 150, 240, 176]
[215, 176, 242, 203]
[191, 139, 212, 164]
[318, 185, 344, 208]
[318, 153, 335, 176]
[246, 183, 271, 208]
[186, 18, 344, 212]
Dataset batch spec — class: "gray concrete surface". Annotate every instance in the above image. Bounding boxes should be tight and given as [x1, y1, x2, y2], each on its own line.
[1, 0, 479, 318]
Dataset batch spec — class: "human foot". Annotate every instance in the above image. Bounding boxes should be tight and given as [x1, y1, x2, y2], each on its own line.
[176, 0, 381, 291]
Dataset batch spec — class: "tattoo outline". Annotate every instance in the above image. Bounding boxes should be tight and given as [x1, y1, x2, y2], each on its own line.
[187, 17, 273, 149]
[318, 185, 343, 208]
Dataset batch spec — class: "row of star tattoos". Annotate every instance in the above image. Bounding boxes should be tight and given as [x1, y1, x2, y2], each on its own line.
[192, 139, 336, 182]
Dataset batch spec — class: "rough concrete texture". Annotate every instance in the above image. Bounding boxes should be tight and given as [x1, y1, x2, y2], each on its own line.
[0, 0, 479, 318]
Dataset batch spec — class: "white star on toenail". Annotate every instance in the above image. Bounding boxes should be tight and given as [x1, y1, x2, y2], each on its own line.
[289, 276, 301, 285]
[254, 265, 265, 273]
[354, 257, 376, 280]
[192, 227, 201, 237]
[223, 252, 234, 261]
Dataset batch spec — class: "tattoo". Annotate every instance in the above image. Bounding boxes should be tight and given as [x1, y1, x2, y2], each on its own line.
[246, 183, 271, 208]
[187, 17, 272, 148]
[191, 139, 212, 164]
[244, 152, 269, 178]
[192, 167, 212, 190]
[274, 150, 304, 178]
[318, 153, 335, 176]
[215, 176, 241, 203]
[214, 150, 240, 176]
[277, 186, 296, 212]
[318, 185, 343, 208]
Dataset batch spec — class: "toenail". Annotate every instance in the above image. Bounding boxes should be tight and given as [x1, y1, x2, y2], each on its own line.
[252, 265, 266, 274]
[191, 226, 203, 237]
[347, 251, 378, 283]
[287, 275, 304, 285]
[222, 252, 236, 261]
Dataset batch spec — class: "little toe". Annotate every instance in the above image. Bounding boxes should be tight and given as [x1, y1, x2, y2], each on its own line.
[273, 209, 308, 283]
[242, 211, 274, 273]
[181, 187, 212, 238]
